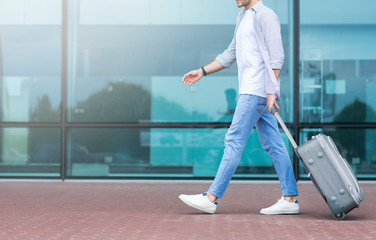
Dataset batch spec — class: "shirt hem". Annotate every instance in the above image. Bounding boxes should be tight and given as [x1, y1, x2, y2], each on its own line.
[238, 92, 267, 99]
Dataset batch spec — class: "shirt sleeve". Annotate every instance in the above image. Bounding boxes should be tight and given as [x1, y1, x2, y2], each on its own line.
[261, 13, 284, 70]
[215, 37, 237, 68]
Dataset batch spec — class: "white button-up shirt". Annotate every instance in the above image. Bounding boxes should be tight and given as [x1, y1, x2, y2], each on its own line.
[215, 1, 284, 100]
[236, 8, 266, 97]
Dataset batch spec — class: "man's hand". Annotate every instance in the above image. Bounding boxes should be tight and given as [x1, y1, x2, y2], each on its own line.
[182, 69, 203, 86]
[267, 94, 279, 114]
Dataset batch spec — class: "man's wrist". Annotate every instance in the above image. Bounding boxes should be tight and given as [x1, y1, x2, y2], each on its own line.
[201, 67, 207, 76]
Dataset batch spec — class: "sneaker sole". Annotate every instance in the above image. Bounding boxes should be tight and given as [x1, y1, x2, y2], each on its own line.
[260, 210, 300, 215]
[179, 195, 216, 214]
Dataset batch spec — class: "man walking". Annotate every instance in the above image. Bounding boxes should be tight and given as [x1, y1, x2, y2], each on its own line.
[179, 0, 299, 215]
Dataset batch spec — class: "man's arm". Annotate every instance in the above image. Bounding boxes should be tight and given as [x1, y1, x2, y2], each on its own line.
[261, 12, 284, 114]
[215, 37, 237, 68]
[267, 69, 281, 114]
[182, 60, 224, 86]
[262, 13, 284, 70]
[272, 69, 280, 80]
[182, 33, 236, 86]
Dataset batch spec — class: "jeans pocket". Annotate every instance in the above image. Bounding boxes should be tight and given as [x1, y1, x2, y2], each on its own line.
[257, 96, 267, 113]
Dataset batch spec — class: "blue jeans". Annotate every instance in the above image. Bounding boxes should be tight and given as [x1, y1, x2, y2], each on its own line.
[208, 94, 298, 198]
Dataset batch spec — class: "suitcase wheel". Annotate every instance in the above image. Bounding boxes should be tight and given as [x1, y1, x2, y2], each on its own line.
[333, 212, 346, 221]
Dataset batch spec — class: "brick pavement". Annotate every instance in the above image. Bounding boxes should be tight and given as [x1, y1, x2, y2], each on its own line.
[0, 181, 375, 240]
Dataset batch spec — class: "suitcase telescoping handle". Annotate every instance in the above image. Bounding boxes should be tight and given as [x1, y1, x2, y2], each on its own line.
[270, 106, 298, 149]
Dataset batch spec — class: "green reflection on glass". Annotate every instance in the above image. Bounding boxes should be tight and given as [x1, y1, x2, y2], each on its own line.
[149, 128, 293, 178]
[0, 128, 61, 176]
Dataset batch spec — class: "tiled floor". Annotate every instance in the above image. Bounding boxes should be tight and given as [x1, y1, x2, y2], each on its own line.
[0, 181, 374, 240]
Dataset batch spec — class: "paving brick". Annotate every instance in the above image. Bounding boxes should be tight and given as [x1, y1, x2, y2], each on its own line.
[0, 181, 374, 240]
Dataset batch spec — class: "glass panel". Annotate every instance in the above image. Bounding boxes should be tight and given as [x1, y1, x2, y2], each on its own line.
[0, 127, 61, 176]
[151, 77, 238, 122]
[0, 0, 62, 122]
[67, 0, 293, 122]
[299, 128, 376, 179]
[68, 127, 293, 178]
[300, 0, 376, 123]
[67, 128, 151, 177]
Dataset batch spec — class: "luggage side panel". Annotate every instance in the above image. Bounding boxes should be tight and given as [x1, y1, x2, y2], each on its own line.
[297, 136, 360, 216]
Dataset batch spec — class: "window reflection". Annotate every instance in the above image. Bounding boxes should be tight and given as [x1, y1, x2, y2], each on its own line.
[67, 128, 149, 176]
[67, 127, 293, 178]
[0, 128, 60, 176]
[300, 0, 376, 123]
[67, 0, 293, 123]
[69, 79, 150, 122]
[0, 43, 61, 122]
[0, 0, 61, 122]
[300, 59, 376, 123]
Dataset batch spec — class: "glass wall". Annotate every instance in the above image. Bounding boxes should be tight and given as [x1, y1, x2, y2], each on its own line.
[66, 127, 293, 178]
[300, 0, 376, 123]
[299, 0, 376, 179]
[65, 0, 294, 178]
[0, 0, 62, 122]
[0, 0, 375, 179]
[66, 0, 293, 123]
[0, 0, 62, 176]
[0, 127, 61, 176]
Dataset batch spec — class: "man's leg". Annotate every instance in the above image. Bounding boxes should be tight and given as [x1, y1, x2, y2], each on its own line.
[179, 95, 264, 213]
[255, 108, 298, 197]
[255, 107, 299, 214]
[208, 95, 264, 199]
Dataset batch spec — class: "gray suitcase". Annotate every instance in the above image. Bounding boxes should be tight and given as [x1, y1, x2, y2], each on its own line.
[271, 106, 364, 220]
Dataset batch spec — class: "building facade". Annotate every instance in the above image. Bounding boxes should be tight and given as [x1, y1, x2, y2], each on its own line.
[0, 0, 375, 180]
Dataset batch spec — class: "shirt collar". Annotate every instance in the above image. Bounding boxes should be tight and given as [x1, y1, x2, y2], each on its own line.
[251, 0, 264, 13]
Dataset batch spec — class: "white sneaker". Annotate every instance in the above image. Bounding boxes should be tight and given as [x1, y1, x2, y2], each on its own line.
[260, 197, 300, 215]
[179, 193, 217, 214]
